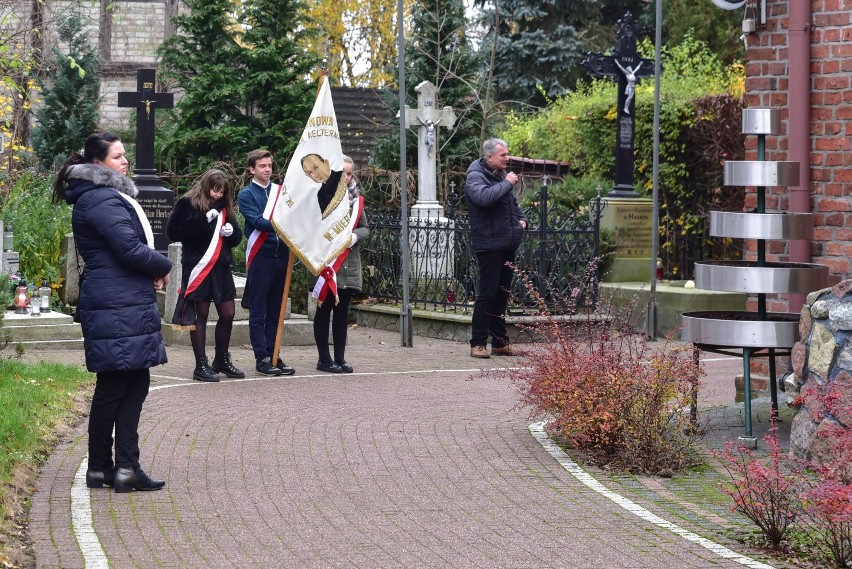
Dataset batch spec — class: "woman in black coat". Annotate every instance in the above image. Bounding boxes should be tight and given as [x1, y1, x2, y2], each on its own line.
[52, 132, 173, 493]
[166, 169, 244, 381]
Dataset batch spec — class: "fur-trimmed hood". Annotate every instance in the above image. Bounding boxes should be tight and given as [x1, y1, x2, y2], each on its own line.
[64, 163, 138, 201]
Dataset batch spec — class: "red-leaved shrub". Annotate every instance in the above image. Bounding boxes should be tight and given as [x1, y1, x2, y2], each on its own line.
[510, 275, 703, 475]
[797, 380, 852, 567]
[715, 422, 800, 549]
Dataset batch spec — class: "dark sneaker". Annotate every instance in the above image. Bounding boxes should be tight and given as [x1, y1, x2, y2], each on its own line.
[275, 359, 296, 376]
[256, 358, 283, 376]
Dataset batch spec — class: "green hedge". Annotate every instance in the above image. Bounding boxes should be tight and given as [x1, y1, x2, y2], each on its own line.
[499, 35, 745, 278]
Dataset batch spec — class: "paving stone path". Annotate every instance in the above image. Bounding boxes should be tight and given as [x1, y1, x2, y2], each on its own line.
[27, 327, 789, 568]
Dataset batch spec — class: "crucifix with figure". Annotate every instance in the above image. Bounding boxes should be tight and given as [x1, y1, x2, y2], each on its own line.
[117, 68, 175, 251]
[582, 12, 654, 198]
[118, 68, 174, 185]
[403, 81, 456, 219]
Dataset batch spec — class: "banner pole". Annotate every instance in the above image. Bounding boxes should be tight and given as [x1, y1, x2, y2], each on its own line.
[270, 252, 295, 367]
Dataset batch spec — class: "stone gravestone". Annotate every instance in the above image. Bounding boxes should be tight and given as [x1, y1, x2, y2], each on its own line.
[582, 12, 655, 282]
[402, 81, 457, 281]
[0, 220, 19, 278]
[117, 68, 174, 253]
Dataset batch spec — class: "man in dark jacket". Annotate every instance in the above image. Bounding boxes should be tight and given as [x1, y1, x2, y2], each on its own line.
[237, 149, 296, 376]
[465, 138, 527, 358]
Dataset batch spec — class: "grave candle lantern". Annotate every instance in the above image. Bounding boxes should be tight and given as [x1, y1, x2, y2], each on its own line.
[39, 279, 51, 312]
[30, 290, 41, 316]
[14, 279, 28, 314]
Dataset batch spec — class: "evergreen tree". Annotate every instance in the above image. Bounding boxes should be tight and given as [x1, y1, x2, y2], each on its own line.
[374, 0, 483, 183]
[31, 11, 100, 170]
[156, 0, 250, 171]
[473, 0, 649, 109]
[637, 0, 745, 66]
[240, 0, 319, 161]
[157, 0, 318, 173]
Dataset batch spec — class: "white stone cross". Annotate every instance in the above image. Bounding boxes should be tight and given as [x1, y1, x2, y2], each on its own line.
[403, 81, 456, 219]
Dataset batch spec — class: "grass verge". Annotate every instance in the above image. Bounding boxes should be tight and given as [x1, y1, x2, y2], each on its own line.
[0, 357, 93, 568]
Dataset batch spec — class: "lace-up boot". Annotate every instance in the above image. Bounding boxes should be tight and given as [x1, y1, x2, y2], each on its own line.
[211, 352, 245, 378]
[193, 356, 220, 382]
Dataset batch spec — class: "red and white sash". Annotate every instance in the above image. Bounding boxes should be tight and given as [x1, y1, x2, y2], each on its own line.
[172, 209, 227, 327]
[311, 196, 364, 306]
[245, 183, 282, 271]
[184, 209, 227, 296]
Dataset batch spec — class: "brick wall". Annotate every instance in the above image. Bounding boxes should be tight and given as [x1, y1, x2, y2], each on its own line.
[744, 0, 852, 316]
[38, 0, 182, 129]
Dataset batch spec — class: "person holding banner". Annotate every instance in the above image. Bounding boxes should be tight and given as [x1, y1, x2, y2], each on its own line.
[167, 168, 244, 382]
[309, 155, 369, 373]
[237, 149, 296, 376]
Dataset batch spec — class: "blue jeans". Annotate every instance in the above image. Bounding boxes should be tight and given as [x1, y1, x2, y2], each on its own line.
[470, 250, 515, 348]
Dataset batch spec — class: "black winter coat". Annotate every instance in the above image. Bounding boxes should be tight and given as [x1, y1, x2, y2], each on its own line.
[165, 196, 243, 273]
[464, 158, 527, 253]
[63, 164, 172, 373]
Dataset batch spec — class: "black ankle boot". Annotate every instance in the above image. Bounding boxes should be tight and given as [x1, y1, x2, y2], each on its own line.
[114, 467, 165, 493]
[193, 356, 219, 382]
[86, 467, 116, 488]
[211, 351, 245, 378]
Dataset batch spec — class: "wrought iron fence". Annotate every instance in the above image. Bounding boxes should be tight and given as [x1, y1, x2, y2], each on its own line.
[361, 184, 604, 314]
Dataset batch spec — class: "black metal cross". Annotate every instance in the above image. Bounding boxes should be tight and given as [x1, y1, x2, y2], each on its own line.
[117, 68, 175, 253]
[582, 13, 654, 198]
[117, 68, 174, 186]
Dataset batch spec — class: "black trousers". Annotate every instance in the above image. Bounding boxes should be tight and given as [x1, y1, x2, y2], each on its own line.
[88, 369, 150, 470]
[470, 250, 515, 348]
[313, 288, 354, 363]
[245, 253, 288, 364]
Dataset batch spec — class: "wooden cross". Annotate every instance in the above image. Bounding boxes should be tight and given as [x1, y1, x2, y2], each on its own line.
[117, 68, 174, 185]
[582, 12, 654, 198]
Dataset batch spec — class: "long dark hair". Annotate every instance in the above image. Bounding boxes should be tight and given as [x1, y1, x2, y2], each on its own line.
[184, 168, 234, 213]
[51, 132, 121, 203]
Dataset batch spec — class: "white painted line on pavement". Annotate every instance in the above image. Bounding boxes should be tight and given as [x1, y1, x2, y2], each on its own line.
[149, 367, 521, 386]
[71, 459, 109, 568]
[529, 421, 775, 569]
[75, 366, 504, 565]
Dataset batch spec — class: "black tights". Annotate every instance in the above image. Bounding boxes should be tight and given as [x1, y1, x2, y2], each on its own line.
[190, 299, 236, 360]
[313, 289, 353, 363]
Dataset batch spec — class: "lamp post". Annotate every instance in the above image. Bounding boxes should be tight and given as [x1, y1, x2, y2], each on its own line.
[646, 0, 663, 339]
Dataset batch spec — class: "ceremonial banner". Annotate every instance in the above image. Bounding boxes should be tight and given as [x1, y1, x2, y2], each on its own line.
[270, 77, 357, 275]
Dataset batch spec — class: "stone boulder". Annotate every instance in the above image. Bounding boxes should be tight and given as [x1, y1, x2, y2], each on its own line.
[789, 279, 852, 462]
